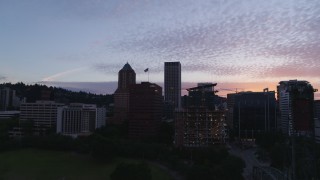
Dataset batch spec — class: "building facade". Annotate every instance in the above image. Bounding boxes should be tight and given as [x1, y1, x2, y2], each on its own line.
[314, 100, 320, 143]
[0, 87, 24, 111]
[164, 62, 181, 109]
[277, 80, 314, 136]
[20, 101, 64, 134]
[56, 104, 106, 137]
[230, 91, 277, 139]
[128, 82, 163, 139]
[175, 107, 226, 147]
[113, 63, 136, 124]
[175, 84, 227, 147]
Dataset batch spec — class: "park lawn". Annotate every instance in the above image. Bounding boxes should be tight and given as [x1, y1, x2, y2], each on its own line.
[0, 149, 173, 180]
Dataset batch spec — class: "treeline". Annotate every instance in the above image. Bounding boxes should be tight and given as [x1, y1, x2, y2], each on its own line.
[255, 132, 320, 179]
[0, 82, 113, 107]
[0, 124, 245, 180]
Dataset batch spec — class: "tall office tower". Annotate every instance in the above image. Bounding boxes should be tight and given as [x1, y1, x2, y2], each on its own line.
[226, 93, 236, 130]
[164, 62, 181, 109]
[128, 82, 163, 139]
[113, 63, 136, 124]
[277, 80, 315, 136]
[56, 103, 106, 137]
[314, 100, 320, 143]
[20, 101, 64, 134]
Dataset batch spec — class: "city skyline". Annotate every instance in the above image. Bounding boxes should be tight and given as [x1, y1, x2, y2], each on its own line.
[1, 0, 320, 98]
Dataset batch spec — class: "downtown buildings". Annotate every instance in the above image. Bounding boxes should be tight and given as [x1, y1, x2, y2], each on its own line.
[227, 90, 277, 139]
[128, 82, 163, 139]
[164, 62, 181, 110]
[277, 80, 315, 137]
[314, 100, 320, 143]
[56, 103, 106, 137]
[175, 84, 226, 147]
[0, 87, 25, 111]
[20, 101, 64, 134]
[112, 63, 163, 140]
[113, 63, 136, 124]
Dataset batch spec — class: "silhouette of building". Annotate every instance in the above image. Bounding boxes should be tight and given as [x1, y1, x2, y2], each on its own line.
[226, 93, 236, 130]
[0, 111, 20, 120]
[175, 107, 225, 147]
[314, 100, 320, 143]
[0, 87, 24, 111]
[184, 83, 217, 110]
[128, 82, 162, 139]
[229, 90, 276, 139]
[20, 101, 64, 134]
[277, 80, 315, 136]
[175, 84, 226, 147]
[57, 103, 106, 137]
[113, 63, 136, 124]
[164, 62, 181, 109]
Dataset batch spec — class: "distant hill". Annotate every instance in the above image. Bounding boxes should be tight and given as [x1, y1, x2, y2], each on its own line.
[0, 82, 113, 107]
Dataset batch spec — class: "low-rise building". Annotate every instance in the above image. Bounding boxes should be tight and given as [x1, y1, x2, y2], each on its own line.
[20, 101, 64, 134]
[56, 103, 106, 137]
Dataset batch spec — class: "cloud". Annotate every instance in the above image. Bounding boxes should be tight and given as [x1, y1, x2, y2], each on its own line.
[104, 0, 320, 80]
[42, 67, 87, 82]
[0, 75, 6, 81]
[40, 81, 117, 95]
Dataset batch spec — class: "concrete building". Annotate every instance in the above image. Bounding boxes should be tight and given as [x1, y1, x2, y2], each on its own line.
[175, 107, 226, 147]
[113, 63, 136, 124]
[164, 62, 181, 109]
[0, 87, 24, 111]
[230, 90, 277, 139]
[0, 111, 20, 120]
[175, 84, 227, 147]
[56, 104, 106, 137]
[197, 83, 215, 92]
[314, 100, 320, 143]
[128, 82, 163, 139]
[20, 101, 64, 134]
[226, 93, 236, 130]
[277, 80, 315, 136]
[184, 83, 217, 110]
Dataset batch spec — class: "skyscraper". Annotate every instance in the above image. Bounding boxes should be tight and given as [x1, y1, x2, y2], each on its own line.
[128, 82, 163, 139]
[277, 80, 315, 136]
[113, 63, 136, 124]
[164, 62, 181, 109]
[314, 100, 320, 143]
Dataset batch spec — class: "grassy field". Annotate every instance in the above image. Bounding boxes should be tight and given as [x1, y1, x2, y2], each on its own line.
[0, 149, 173, 180]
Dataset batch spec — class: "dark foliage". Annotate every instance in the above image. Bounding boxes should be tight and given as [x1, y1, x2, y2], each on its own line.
[0, 82, 113, 107]
[110, 162, 152, 180]
[0, 120, 245, 180]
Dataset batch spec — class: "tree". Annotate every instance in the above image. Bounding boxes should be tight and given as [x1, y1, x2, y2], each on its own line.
[110, 162, 152, 180]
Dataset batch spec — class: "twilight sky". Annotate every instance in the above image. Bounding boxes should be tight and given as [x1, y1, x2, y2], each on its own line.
[0, 0, 319, 97]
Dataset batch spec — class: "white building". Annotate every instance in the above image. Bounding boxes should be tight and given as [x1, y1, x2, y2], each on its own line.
[0, 87, 25, 110]
[20, 101, 64, 131]
[0, 111, 20, 120]
[57, 103, 106, 137]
